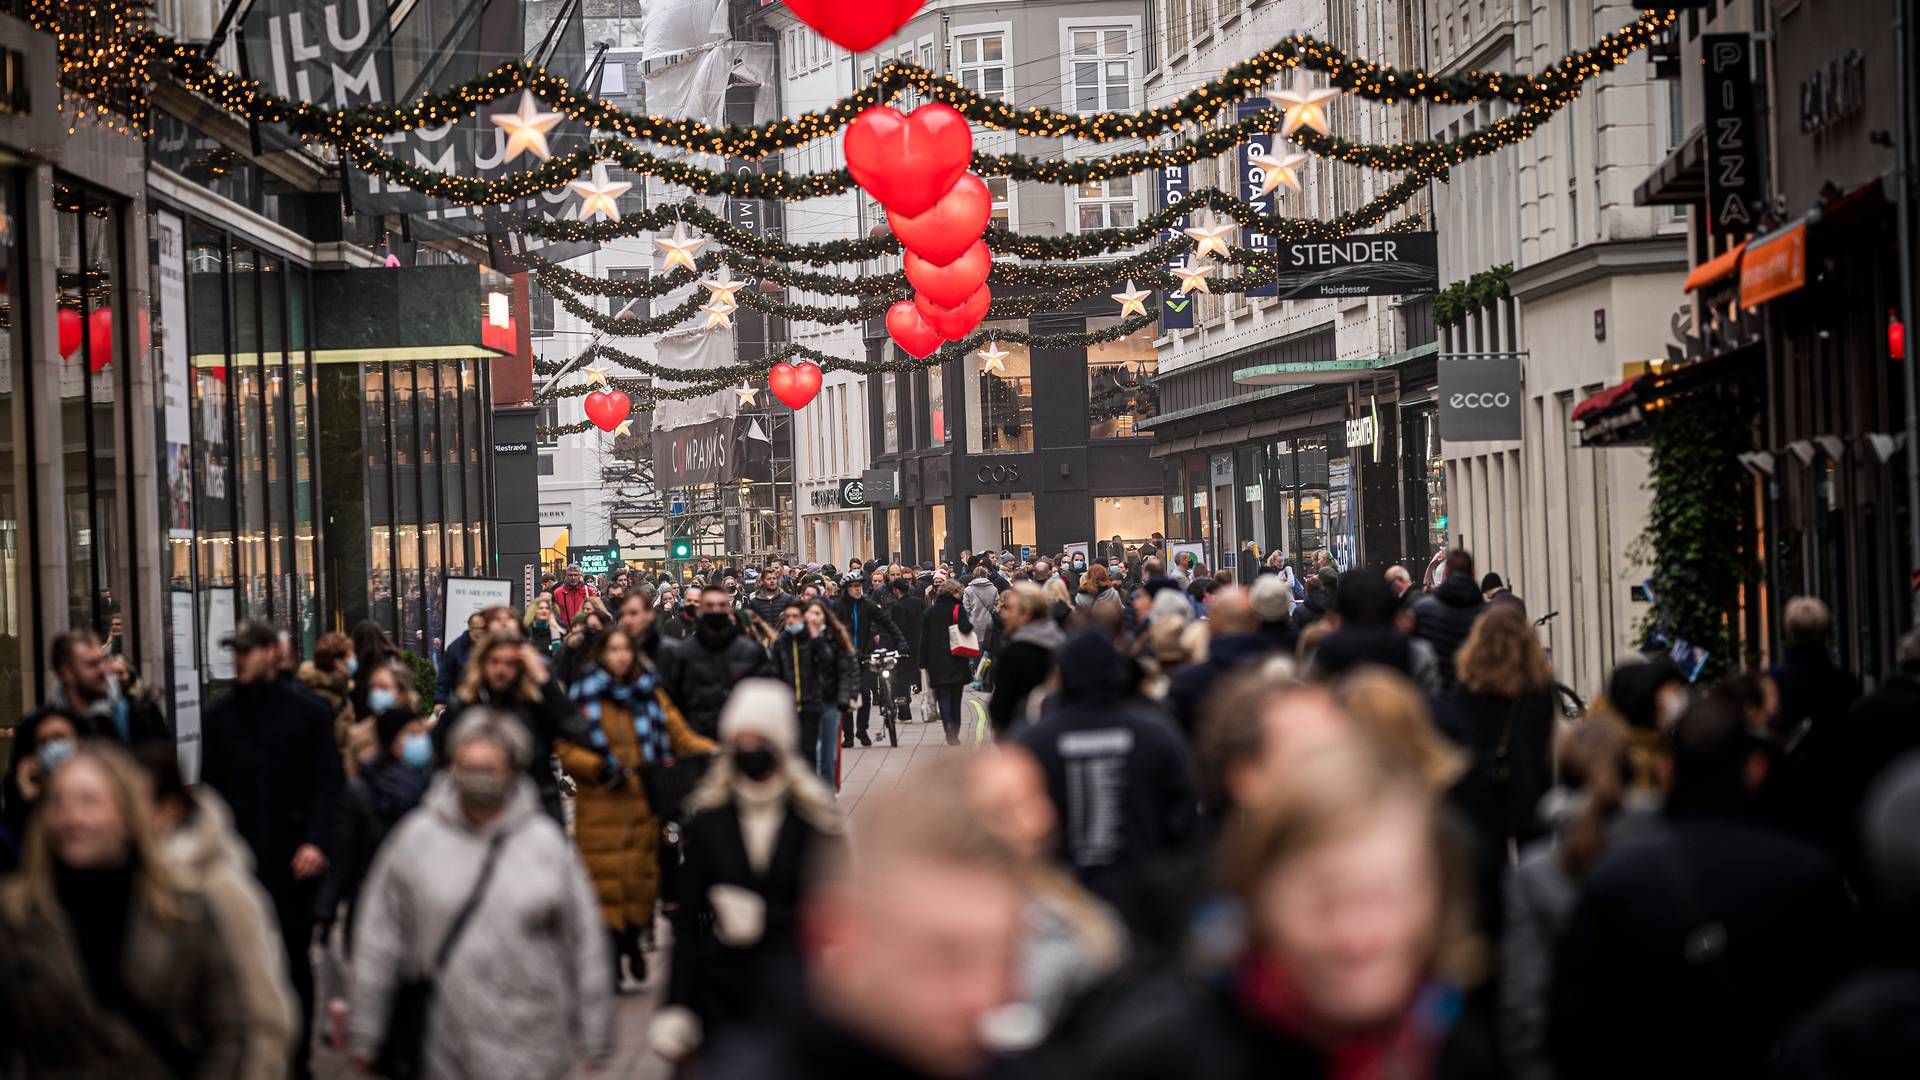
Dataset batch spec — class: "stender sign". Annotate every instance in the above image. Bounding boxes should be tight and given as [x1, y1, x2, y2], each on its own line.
[1269, 231, 1439, 300]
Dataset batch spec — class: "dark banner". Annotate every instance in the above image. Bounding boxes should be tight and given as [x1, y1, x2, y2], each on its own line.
[658, 416, 741, 490]
[1155, 165, 1194, 330]
[1269, 231, 1439, 300]
[1235, 99, 1278, 299]
[1703, 33, 1761, 238]
[1438, 353, 1523, 442]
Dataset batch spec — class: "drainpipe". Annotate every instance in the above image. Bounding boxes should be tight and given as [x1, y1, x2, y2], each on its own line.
[1896, 0, 1920, 624]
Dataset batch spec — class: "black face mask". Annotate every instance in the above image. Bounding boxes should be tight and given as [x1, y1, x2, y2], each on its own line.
[698, 611, 735, 637]
[735, 747, 777, 781]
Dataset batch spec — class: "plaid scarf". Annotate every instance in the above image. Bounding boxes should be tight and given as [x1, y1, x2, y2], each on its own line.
[570, 668, 672, 768]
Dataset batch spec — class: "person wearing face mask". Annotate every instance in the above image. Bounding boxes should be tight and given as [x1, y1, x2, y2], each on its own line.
[834, 575, 907, 748]
[769, 601, 857, 789]
[555, 629, 715, 992]
[314, 704, 435, 954]
[34, 629, 169, 750]
[300, 632, 361, 780]
[651, 680, 844, 1067]
[350, 710, 613, 1078]
[0, 742, 252, 1077]
[0, 710, 85, 875]
[658, 584, 774, 740]
[438, 632, 574, 824]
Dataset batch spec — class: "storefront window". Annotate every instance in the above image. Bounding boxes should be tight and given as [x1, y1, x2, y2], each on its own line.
[57, 189, 129, 637]
[1086, 318, 1158, 438]
[925, 365, 945, 448]
[1266, 432, 1356, 572]
[289, 271, 317, 650]
[1094, 497, 1163, 551]
[442, 360, 465, 576]
[420, 362, 443, 644]
[1208, 454, 1236, 573]
[970, 494, 1035, 552]
[232, 246, 270, 622]
[260, 254, 288, 629]
[366, 364, 394, 634]
[460, 360, 483, 572]
[190, 224, 235, 686]
[967, 328, 1032, 453]
[0, 175, 27, 723]
[882, 374, 899, 453]
[1401, 405, 1447, 567]
[392, 363, 421, 652]
[930, 502, 947, 561]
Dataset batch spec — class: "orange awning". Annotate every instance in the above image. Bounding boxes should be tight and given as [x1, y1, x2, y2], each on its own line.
[1740, 222, 1808, 309]
[1682, 241, 1748, 292]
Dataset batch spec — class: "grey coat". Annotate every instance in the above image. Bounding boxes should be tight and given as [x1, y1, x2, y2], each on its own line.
[349, 775, 612, 1080]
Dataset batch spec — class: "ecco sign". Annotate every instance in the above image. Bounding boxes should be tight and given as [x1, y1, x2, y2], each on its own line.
[976, 464, 1022, 485]
[1438, 354, 1523, 442]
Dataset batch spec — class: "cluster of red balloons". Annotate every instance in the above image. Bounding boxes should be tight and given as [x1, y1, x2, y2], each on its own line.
[56, 306, 122, 374]
[845, 103, 993, 359]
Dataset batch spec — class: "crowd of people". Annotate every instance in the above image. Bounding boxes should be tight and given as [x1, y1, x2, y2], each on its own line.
[0, 539, 1917, 1079]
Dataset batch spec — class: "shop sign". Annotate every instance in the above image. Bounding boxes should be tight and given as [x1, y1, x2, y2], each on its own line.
[1271, 232, 1438, 300]
[656, 416, 736, 489]
[1235, 99, 1279, 299]
[977, 463, 1023, 486]
[1156, 164, 1195, 330]
[860, 469, 897, 502]
[1739, 222, 1807, 309]
[810, 486, 842, 509]
[838, 477, 869, 508]
[1703, 34, 1762, 237]
[494, 440, 532, 454]
[1439, 354, 1523, 442]
[1345, 414, 1376, 449]
[1800, 49, 1866, 136]
[570, 545, 624, 576]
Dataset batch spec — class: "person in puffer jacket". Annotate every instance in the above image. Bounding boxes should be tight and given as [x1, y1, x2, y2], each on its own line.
[1411, 549, 1489, 694]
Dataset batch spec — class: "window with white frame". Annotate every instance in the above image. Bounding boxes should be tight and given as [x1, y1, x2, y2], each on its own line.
[1069, 27, 1134, 113]
[1071, 175, 1137, 232]
[1165, 0, 1190, 55]
[986, 175, 1014, 227]
[953, 32, 1008, 99]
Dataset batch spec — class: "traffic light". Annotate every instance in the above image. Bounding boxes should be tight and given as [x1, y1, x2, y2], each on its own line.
[670, 537, 692, 560]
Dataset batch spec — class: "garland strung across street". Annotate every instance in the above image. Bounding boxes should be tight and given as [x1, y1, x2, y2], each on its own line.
[144, 10, 1675, 150]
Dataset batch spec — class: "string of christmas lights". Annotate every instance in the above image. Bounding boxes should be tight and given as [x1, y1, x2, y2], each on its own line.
[144, 10, 1673, 151]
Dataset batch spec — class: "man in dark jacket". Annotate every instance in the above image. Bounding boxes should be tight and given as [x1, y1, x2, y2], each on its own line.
[1411, 549, 1486, 693]
[434, 609, 487, 705]
[988, 583, 1063, 740]
[1770, 594, 1862, 741]
[887, 578, 929, 717]
[1548, 691, 1852, 1080]
[1313, 568, 1441, 694]
[41, 629, 170, 747]
[1167, 587, 1277, 739]
[741, 570, 796, 631]
[1018, 630, 1199, 907]
[835, 575, 906, 746]
[200, 620, 344, 1080]
[657, 584, 772, 738]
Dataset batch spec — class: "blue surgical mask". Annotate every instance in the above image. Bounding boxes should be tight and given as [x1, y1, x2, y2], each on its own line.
[400, 732, 432, 768]
[1073, 560, 1086, 571]
[36, 737, 76, 775]
[785, 621, 805, 635]
[346, 655, 359, 676]
[368, 687, 399, 714]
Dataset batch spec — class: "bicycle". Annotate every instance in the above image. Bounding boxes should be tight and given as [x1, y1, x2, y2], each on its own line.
[868, 648, 904, 747]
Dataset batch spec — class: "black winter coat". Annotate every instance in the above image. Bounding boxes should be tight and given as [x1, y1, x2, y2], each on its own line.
[768, 629, 852, 716]
[1548, 812, 1853, 1080]
[1777, 672, 1920, 879]
[919, 595, 974, 687]
[1411, 574, 1487, 691]
[1775, 966, 1920, 1079]
[742, 588, 797, 632]
[200, 676, 345, 899]
[835, 594, 906, 668]
[315, 755, 431, 948]
[657, 625, 773, 738]
[889, 593, 928, 668]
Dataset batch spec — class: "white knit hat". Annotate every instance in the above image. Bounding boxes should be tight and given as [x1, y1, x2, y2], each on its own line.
[717, 678, 799, 755]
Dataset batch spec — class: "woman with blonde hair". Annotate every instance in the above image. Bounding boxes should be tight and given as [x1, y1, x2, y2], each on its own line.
[1085, 738, 1491, 1078]
[523, 592, 559, 656]
[1441, 603, 1560, 858]
[1041, 575, 1074, 628]
[439, 631, 571, 823]
[1335, 666, 1467, 792]
[0, 742, 250, 1075]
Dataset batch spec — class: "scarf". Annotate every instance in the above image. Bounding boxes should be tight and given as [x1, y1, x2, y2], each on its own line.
[571, 667, 672, 767]
[1235, 956, 1459, 1080]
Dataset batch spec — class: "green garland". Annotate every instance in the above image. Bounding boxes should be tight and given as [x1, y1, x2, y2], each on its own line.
[148, 10, 1674, 150]
[1432, 264, 1513, 328]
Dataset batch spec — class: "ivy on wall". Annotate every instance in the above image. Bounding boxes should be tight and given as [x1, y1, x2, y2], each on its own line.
[1432, 263, 1513, 328]
[1640, 389, 1749, 679]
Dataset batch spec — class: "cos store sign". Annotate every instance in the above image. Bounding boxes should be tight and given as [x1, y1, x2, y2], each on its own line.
[975, 463, 1022, 485]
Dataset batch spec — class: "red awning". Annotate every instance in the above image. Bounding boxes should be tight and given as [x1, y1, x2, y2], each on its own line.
[1682, 241, 1747, 292]
[1570, 378, 1641, 424]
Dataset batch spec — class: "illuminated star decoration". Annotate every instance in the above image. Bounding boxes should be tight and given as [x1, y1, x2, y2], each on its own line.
[488, 90, 566, 162]
[611, 419, 634, 438]
[733, 383, 760, 406]
[701, 302, 735, 329]
[701, 277, 747, 308]
[977, 341, 1011, 373]
[1250, 150, 1310, 196]
[1172, 257, 1215, 295]
[1182, 218, 1235, 261]
[1266, 74, 1343, 137]
[567, 163, 632, 222]
[654, 221, 708, 272]
[1112, 281, 1152, 318]
[581, 363, 610, 386]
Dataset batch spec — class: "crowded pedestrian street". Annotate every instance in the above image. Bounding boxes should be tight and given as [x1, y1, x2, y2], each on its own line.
[2, 0, 1920, 1078]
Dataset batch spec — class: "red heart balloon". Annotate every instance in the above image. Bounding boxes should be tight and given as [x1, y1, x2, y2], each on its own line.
[768, 361, 824, 410]
[888, 174, 992, 266]
[58, 308, 83, 359]
[905, 241, 991, 309]
[782, 0, 926, 52]
[885, 301, 944, 359]
[916, 285, 992, 341]
[845, 104, 973, 217]
[88, 307, 114, 373]
[583, 389, 632, 432]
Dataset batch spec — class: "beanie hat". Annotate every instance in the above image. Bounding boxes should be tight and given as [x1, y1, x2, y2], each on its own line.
[375, 708, 416, 752]
[717, 678, 798, 756]
[1250, 574, 1294, 621]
